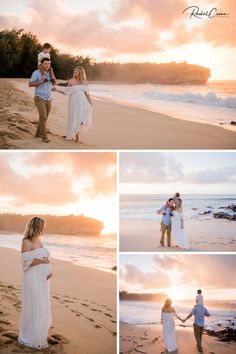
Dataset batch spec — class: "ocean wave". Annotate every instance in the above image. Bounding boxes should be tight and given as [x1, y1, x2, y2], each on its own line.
[120, 301, 236, 330]
[142, 90, 236, 109]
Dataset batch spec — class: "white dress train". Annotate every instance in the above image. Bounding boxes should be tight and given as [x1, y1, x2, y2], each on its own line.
[18, 248, 52, 349]
[62, 85, 92, 140]
[171, 211, 190, 249]
[161, 312, 178, 352]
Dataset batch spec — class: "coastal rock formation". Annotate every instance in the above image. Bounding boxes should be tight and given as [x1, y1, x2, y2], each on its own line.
[0, 213, 104, 236]
[219, 204, 236, 212]
[205, 328, 236, 342]
[199, 210, 212, 215]
[213, 212, 236, 221]
[95, 61, 211, 85]
[119, 291, 166, 302]
[213, 204, 236, 221]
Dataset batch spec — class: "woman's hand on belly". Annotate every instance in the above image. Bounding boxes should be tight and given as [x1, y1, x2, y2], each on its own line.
[47, 272, 53, 280]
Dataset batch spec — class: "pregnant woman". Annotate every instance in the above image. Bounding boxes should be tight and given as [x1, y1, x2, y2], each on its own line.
[18, 217, 52, 349]
[161, 298, 183, 353]
[171, 198, 190, 250]
[52, 66, 92, 142]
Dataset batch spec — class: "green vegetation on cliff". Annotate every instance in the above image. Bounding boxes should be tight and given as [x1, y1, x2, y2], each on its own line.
[0, 29, 210, 84]
[119, 291, 167, 302]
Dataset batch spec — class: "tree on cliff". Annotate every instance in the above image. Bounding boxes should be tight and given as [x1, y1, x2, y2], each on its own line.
[0, 29, 210, 84]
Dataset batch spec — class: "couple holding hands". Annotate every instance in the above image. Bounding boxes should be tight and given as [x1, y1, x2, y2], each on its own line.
[161, 290, 210, 353]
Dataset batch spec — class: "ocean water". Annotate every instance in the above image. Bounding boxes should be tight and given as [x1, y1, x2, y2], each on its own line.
[89, 80, 236, 126]
[120, 300, 236, 331]
[120, 194, 236, 222]
[0, 233, 116, 272]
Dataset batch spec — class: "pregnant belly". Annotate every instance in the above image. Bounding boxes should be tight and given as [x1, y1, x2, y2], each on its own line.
[41, 263, 52, 277]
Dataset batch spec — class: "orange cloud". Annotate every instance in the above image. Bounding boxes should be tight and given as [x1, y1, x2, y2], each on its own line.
[0, 152, 116, 207]
[111, 0, 186, 28]
[0, 0, 235, 57]
[120, 255, 236, 292]
[29, 152, 117, 196]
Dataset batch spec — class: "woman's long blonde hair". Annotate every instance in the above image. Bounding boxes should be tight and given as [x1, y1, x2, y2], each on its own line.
[175, 198, 183, 209]
[24, 217, 45, 241]
[74, 66, 87, 84]
[162, 298, 172, 311]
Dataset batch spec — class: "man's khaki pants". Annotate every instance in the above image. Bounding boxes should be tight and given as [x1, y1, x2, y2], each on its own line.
[193, 323, 204, 351]
[34, 96, 51, 140]
[160, 222, 171, 247]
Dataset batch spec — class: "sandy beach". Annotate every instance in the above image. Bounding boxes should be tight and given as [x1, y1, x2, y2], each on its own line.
[0, 247, 116, 354]
[120, 322, 236, 354]
[119, 218, 236, 252]
[0, 78, 236, 149]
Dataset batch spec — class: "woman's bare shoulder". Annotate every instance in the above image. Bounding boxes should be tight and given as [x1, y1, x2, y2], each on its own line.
[21, 238, 32, 252]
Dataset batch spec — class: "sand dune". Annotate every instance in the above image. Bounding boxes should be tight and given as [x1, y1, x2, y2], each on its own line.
[0, 78, 236, 149]
[0, 247, 116, 354]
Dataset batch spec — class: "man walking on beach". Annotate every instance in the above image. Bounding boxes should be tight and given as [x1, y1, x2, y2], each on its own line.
[183, 304, 210, 352]
[29, 57, 52, 143]
[156, 198, 174, 247]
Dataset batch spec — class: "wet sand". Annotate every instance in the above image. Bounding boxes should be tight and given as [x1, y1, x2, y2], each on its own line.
[119, 218, 236, 252]
[120, 322, 236, 354]
[1, 78, 236, 149]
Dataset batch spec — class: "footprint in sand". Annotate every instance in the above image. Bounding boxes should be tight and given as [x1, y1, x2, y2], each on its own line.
[53, 295, 60, 300]
[94, 324, 102, 329]
[0, 320, 11, 326]
[104, 313, 112, 317]
[91, 308, 102, 313]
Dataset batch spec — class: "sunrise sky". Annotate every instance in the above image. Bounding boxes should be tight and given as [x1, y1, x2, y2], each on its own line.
[120, 151, 236, 195]
[0, 152, 117, 234]
[0, 0, 235, 79]
[120, 254, 236, 300]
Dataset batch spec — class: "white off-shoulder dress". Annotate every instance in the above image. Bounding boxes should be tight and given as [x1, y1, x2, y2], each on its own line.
[62, 85, 92, 140]
[161, 312, 178, 352]
[171, 211, 190, 249]
[18, 248, 52, 349]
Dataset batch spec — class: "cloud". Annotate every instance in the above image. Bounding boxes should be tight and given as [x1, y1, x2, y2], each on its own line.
[111, 0, 236, 49]
[0, 0, 235, 59]
[120, 255, 236, 293]
[196, 0, 236, 47]
[29, 152, 117, 196]
[185, 165, 236, 184]
[0, 0, 162, 55]
[110, 0, 185, 28]
[0, 152, 116, 207]
[120, 152, 184, 183]
[120, 152, 236, 185]
[1, 0, 235, 62]
[121, 263, 171, 290]
[0, 155, 77, 205]
[153, 254, 236, 289]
